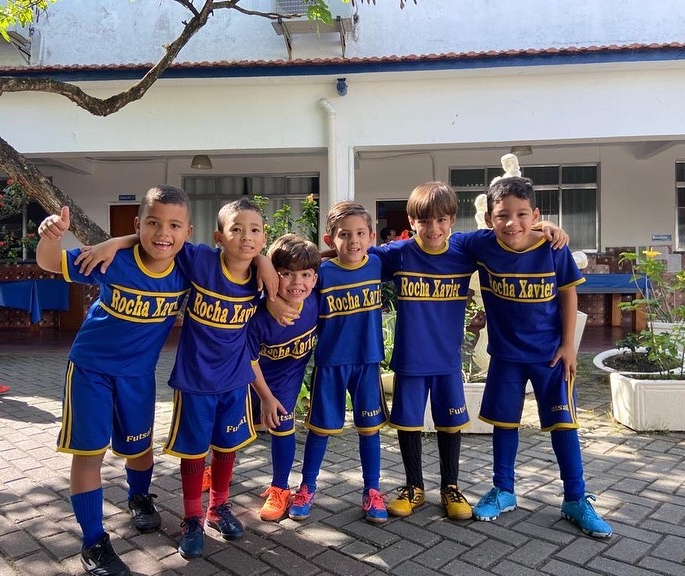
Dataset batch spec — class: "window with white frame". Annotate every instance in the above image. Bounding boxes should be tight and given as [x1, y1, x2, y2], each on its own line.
[450, 164, 598, 251]
[676, 162, 685, 251]
[182, 174, 319, 247]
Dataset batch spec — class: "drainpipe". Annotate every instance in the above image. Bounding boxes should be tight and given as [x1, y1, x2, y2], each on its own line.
[318, 98, 337, 210]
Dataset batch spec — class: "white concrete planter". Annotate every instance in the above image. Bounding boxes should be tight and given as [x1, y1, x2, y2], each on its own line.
[381, 373, 491, 434]
[610, 372, 685, 432]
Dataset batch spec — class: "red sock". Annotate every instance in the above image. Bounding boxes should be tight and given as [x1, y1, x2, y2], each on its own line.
[208, 450, 235, 509]
[180, 457, 206, 519]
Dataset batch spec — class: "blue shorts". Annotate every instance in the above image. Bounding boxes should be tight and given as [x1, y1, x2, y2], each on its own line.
[163, 385, 256, 458]
[480, 360, 579, 431]
[389, 372, 470, 432]
[306, 363, 388, 434]
[250, 383, 299, 436]
[57, 361, 156, 458]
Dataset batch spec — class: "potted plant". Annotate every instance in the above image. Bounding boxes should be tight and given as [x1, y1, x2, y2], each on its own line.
[593, 249, 685, 431]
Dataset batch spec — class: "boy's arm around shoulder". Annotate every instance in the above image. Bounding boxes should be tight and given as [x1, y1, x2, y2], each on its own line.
[36, 206, 70, 273]
[75, 234, 139, 275]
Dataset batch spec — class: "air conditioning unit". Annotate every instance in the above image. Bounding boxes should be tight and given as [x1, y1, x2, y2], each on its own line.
[2, 22, 32, 64]
[271, 0, 354, 19]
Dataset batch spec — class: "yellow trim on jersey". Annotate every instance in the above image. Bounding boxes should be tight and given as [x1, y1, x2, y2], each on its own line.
[329, 254, 369, 271]
[191, 281, 256, 302]
[60, 250, 72, 282]
[57, 361, 75, 451]
[477, 262, 556, 280]
[164, 389, 184, 455]
[109, 285, 187, 298]
[495, 235, 547, 253]
[112, 445, 152, 459]
[414, 235, 449, 255]
[319, 279, 379, 294]
[132, 244, 176, 278]
[220, 253, 253, 284]
[318, 303, 382, 319]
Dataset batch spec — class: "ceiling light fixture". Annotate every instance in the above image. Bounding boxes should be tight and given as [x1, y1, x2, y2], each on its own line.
[191, 154, 213, 170]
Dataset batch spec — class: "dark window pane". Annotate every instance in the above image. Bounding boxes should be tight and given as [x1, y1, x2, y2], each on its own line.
[535, 189, 559, 219]
[677, 187, 685, 249]
[677, 162, 685, 183]
[524, 166, 559, 185]
[486, 167, 504, 183]
[562, 165, 597, 184]
[562, 188, 597, 251]
[450, 168, 486, 188]
[455, 190, 482, 233]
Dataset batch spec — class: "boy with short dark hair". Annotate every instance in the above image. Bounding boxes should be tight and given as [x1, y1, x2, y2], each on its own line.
[467, 175, 612, 538]
[161, 198, 267, 557]
[37, 185, 193, 576]
[287, 201, 389, 524]
[85, 198, 273, 558]
[247, 234, 321, 521]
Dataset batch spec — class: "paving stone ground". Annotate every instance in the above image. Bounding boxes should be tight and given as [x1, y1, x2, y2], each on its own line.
[1, 340, 684, 576]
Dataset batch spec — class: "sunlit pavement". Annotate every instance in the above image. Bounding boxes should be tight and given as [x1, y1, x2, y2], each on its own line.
[1, 339, 684, 576]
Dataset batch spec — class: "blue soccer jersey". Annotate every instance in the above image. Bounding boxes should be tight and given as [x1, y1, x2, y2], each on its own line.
[62, 245, 190, 377]
[370, 237, 476, 375]
[460, 230, 585, 362]
[314, 254, 384, 367]
[247, 295, 318, 408]
[170, 243, 261, 394]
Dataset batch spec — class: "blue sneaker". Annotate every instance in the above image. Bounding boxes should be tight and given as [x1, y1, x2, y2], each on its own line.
[561, 494, 612, 538]
[178, 516, 204, 559]
[362, 489, 388, 524]
[473, 487, 517, 521]
[205, 502, 244, 540]
[288, 485, 315, 520]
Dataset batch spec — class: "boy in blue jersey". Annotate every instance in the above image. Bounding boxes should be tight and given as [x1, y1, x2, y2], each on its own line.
[247, 234, 321, 522]
[36, 186, 193, 576]
[369, 182, 477, 521]
[85, 198, 272, 559]
[287, 201, 389, 524]
[466, 175, 612, 538]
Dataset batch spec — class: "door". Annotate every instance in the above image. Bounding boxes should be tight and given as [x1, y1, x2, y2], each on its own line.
[109, 204, 140, 237]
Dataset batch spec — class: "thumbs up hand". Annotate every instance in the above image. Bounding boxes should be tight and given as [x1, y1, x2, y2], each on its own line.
[38, 206, 71, 240]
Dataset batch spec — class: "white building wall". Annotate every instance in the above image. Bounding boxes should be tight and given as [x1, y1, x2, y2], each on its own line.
[5, 0, 685, 252]
[31, 0, 685, 66]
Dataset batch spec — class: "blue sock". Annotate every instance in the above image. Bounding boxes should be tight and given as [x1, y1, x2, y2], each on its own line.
[71, 488, 105, 548]
[551, 429, 585, 501]
[126, 465, 153, 500]
[271, 433, 296, 489]
[359, 432, 381, 492]
[492, 427, 518, 493]
[301, 432, 328, 493]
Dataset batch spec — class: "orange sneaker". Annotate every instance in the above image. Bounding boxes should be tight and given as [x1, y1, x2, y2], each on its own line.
[259, 486, 291, 521]
[201, 465, 211, 492]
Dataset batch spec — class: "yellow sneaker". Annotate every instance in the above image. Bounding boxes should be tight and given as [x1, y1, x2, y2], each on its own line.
[259, 486, 291, 522]
[440, 485, 472, 520]
[386, 485, 425, 517]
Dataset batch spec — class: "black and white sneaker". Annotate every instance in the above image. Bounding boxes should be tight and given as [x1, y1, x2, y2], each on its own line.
[80, 533, 131, 576]
[128, 493, 161, 533]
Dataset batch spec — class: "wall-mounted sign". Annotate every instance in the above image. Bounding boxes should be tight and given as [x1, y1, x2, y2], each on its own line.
[118, 194, 136, 201]
[651, 234, 672, 242]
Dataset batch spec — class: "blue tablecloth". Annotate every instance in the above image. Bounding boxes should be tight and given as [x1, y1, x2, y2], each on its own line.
[577, 273, 647, 294]
[0, 279, 70, 324]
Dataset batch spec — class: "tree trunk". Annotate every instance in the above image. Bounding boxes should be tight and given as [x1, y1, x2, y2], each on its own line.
[0, 135, 109, 244]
